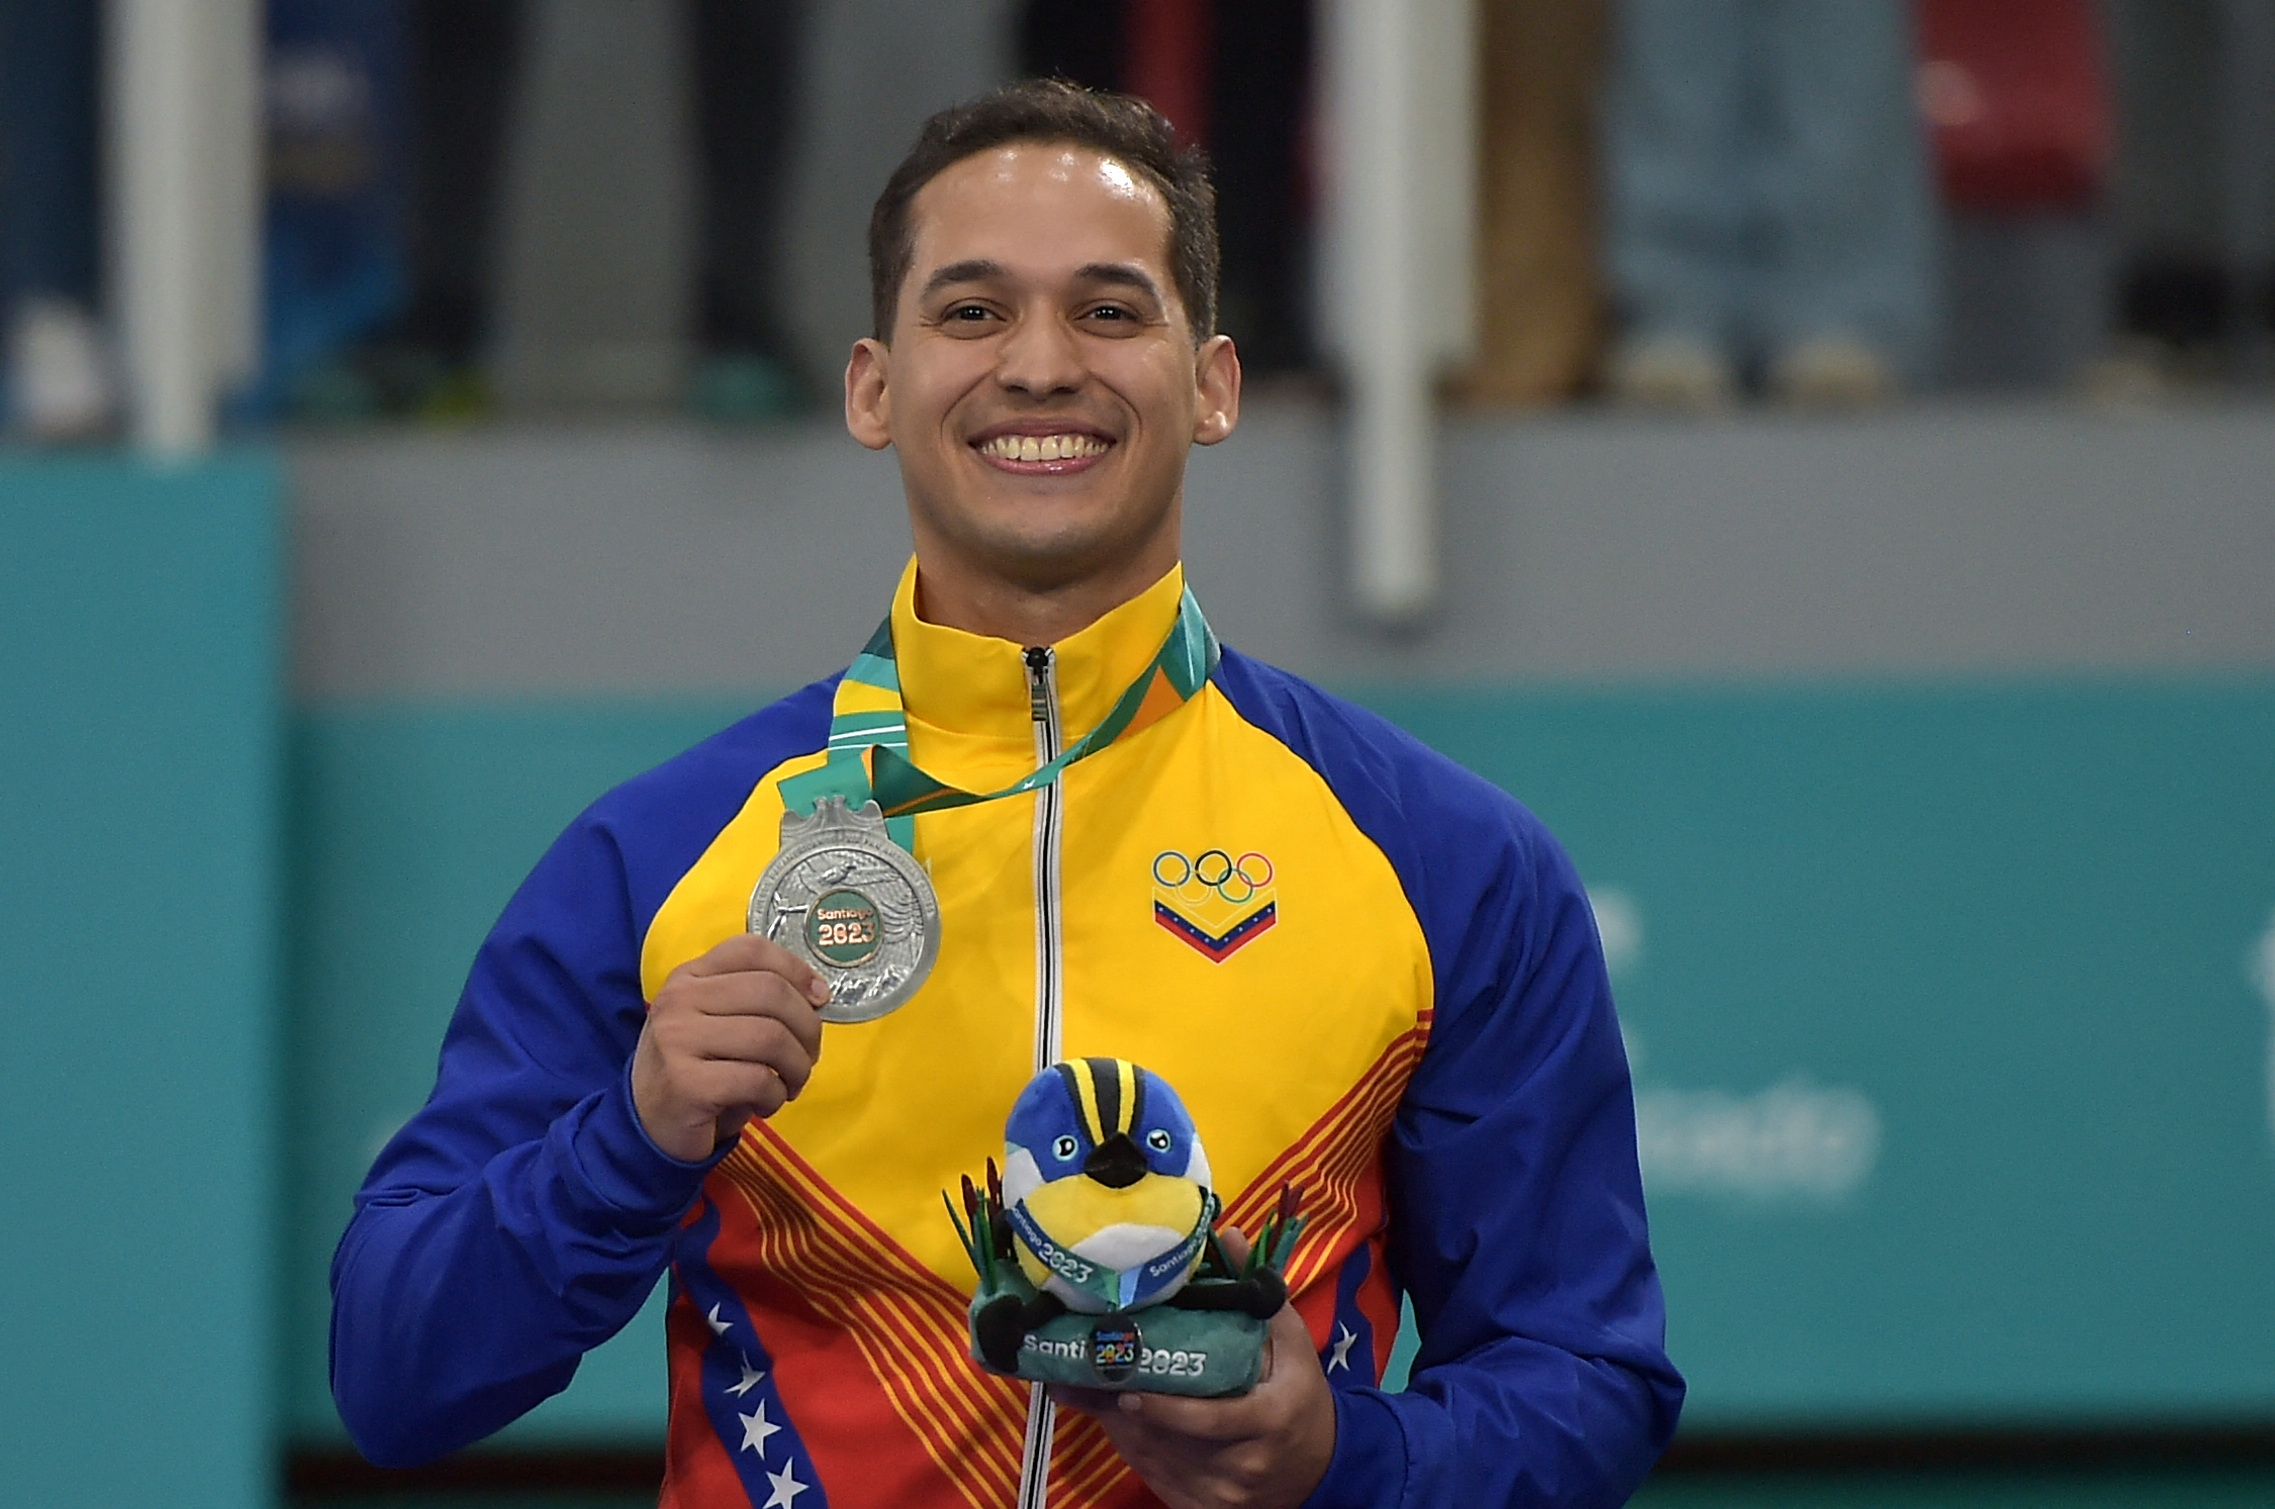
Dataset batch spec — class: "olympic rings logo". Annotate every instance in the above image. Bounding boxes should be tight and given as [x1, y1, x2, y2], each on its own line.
[1152, 849, 1275, 906]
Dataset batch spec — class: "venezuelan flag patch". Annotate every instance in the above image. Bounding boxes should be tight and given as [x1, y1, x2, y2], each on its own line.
[1151, 848, 1278, 963]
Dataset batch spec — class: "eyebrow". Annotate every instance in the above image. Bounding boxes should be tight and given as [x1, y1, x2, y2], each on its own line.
[917, 259, 1008, 302]
[1071, 262, 1164, 304]
[914, 259, 1166, 306]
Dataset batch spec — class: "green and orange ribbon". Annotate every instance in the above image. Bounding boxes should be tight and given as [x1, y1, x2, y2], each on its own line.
[777, 586, 1220, 852]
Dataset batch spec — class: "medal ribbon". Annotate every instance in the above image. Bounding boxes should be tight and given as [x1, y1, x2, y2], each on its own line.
[1005, 1188, 1220, 1311]
[777, 584, 1220, 851]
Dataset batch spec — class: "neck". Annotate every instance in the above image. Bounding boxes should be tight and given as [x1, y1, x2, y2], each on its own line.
[911, 545, 1180, 646]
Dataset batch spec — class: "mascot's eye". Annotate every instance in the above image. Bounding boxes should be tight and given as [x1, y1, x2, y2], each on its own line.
[1053, 1135, 1079, 1160]
[1146, 1129, 1173, 1153]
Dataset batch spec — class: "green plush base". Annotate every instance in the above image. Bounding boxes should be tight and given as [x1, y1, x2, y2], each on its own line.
[967, 1272, 1269, 1397]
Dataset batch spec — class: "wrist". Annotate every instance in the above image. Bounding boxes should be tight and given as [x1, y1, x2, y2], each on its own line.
[553, 1062, 729, 1234]
[1294, 1386, 1406, 1509]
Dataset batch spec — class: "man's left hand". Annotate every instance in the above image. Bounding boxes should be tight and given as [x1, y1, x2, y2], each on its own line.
[1051, 1230, 1337, 1509]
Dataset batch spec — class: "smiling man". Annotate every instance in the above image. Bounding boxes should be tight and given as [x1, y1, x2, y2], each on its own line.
[330, 82, 1681, 1508]
[842, 109, 1235, 654]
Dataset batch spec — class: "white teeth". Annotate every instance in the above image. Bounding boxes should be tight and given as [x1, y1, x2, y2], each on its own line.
[982, 432, 1106, 462]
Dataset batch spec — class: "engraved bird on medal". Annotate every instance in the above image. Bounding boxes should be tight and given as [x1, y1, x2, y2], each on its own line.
[748, 795, 940, 1023]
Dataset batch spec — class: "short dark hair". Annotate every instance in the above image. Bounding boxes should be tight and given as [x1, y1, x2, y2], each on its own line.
[867, 79, 1219, 346]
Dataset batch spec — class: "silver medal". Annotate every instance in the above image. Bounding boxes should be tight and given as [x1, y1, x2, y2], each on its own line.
[747, 795, 940, 1024]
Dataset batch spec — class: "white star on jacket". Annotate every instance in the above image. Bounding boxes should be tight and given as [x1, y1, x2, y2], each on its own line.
[1326, 1324, 1360, 1374]
[706, 1302, 732, 1337]
[739, 1401, 783, 1456]
[726, 1355, 766, 1398]
[763, 1459, 809, 1508]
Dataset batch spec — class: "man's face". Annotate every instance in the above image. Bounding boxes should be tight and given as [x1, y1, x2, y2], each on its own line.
[845, 143, 1238, 602]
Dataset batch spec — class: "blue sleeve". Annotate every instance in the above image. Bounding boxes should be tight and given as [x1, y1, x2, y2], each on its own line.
[1213, 654, 1684, 1508]
[327, 683, 835, 1467]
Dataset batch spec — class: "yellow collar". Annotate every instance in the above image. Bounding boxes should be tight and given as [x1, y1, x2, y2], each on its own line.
[890, 558, 1188, 750]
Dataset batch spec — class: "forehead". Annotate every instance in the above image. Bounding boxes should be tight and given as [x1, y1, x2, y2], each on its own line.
[905, 142, 1176, 285]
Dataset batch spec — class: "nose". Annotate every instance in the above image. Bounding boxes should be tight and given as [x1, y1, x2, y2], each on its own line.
[1083, 1133, 1148, 1190]
[995, 309, 1084, 397]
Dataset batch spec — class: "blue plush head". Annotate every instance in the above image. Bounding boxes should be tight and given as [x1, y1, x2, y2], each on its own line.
[999, 1058, 1214, 1312]
[1007, 1057, 1206, 1187]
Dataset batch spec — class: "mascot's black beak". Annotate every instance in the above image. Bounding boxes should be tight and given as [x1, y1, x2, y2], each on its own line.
[1083, 1132, 1148, 1190]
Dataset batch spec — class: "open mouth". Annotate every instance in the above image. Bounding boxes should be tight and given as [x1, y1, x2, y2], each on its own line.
[973, 429, 1114, 474]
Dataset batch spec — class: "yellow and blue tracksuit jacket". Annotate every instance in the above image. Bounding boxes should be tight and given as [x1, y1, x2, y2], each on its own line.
[332, 561, 1683, 1507]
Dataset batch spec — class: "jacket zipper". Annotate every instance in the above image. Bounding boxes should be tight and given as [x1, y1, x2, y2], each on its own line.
[1026, 645, 1066, 1073]
[1018, 644, 1064, 1509]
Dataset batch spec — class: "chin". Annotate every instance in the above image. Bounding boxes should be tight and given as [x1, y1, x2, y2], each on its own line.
[969, 523, 1147, 591]
[908, 477, 1177, 599]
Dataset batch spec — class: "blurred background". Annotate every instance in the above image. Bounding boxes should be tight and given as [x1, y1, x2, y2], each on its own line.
[2, 1, 2272, 1507]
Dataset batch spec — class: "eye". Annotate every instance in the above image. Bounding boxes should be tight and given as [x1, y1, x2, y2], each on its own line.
[935, 301, 1001, 333]
[1081, 302, 1144, 334]
[1053, 1135, 1079, 1161]
[1146, 1129, 1173, 1153]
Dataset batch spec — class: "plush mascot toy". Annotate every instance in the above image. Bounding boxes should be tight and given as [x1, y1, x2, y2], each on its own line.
[947, 1057, 1302, 1398]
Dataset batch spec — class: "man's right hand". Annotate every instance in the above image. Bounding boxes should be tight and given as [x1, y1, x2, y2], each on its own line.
[630, 934, 829, 1161]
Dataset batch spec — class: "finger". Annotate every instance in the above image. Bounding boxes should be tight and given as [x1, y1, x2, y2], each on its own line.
[1118, 1301, 1318, 1440]
[1261, 1294, 1319, 1380]
[1047, 1384, 1121, 1416]
[1216, 1224, 1252, 1269]
[1114, 1354, 1287, 1441]
[669, 970, 826, 1062]
[677, 932, 831, 1006]
[683, 1058, 793, 1123]
[1116, 1389, 1271, 1442]
[649, 1005, 813, 1091]
[676, 1015, 818, 1098]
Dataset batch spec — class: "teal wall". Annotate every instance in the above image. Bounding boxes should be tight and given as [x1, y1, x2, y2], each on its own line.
[1373, 682, 2275, 1424]
[281, 679, 2275, 1444]
[284, 705, 739, 1445]
[1631, 1470, 2275, 1507]
[0, 456, 283, 1508]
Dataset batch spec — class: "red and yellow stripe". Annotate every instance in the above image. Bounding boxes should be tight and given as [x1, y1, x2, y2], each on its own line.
[710, 1125, 1029, 1508]
[1045, 1019, 1432, 1507]
[677, 1015, 1428, 1508]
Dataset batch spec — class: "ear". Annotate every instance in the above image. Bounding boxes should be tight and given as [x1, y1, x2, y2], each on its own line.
[844, 337, 893, 451]
[1191, 334, 1241, 447]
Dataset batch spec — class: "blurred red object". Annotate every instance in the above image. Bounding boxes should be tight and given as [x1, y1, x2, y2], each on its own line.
[1914, 0, 2111, 211]
[1128, 0, 1214, 149]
